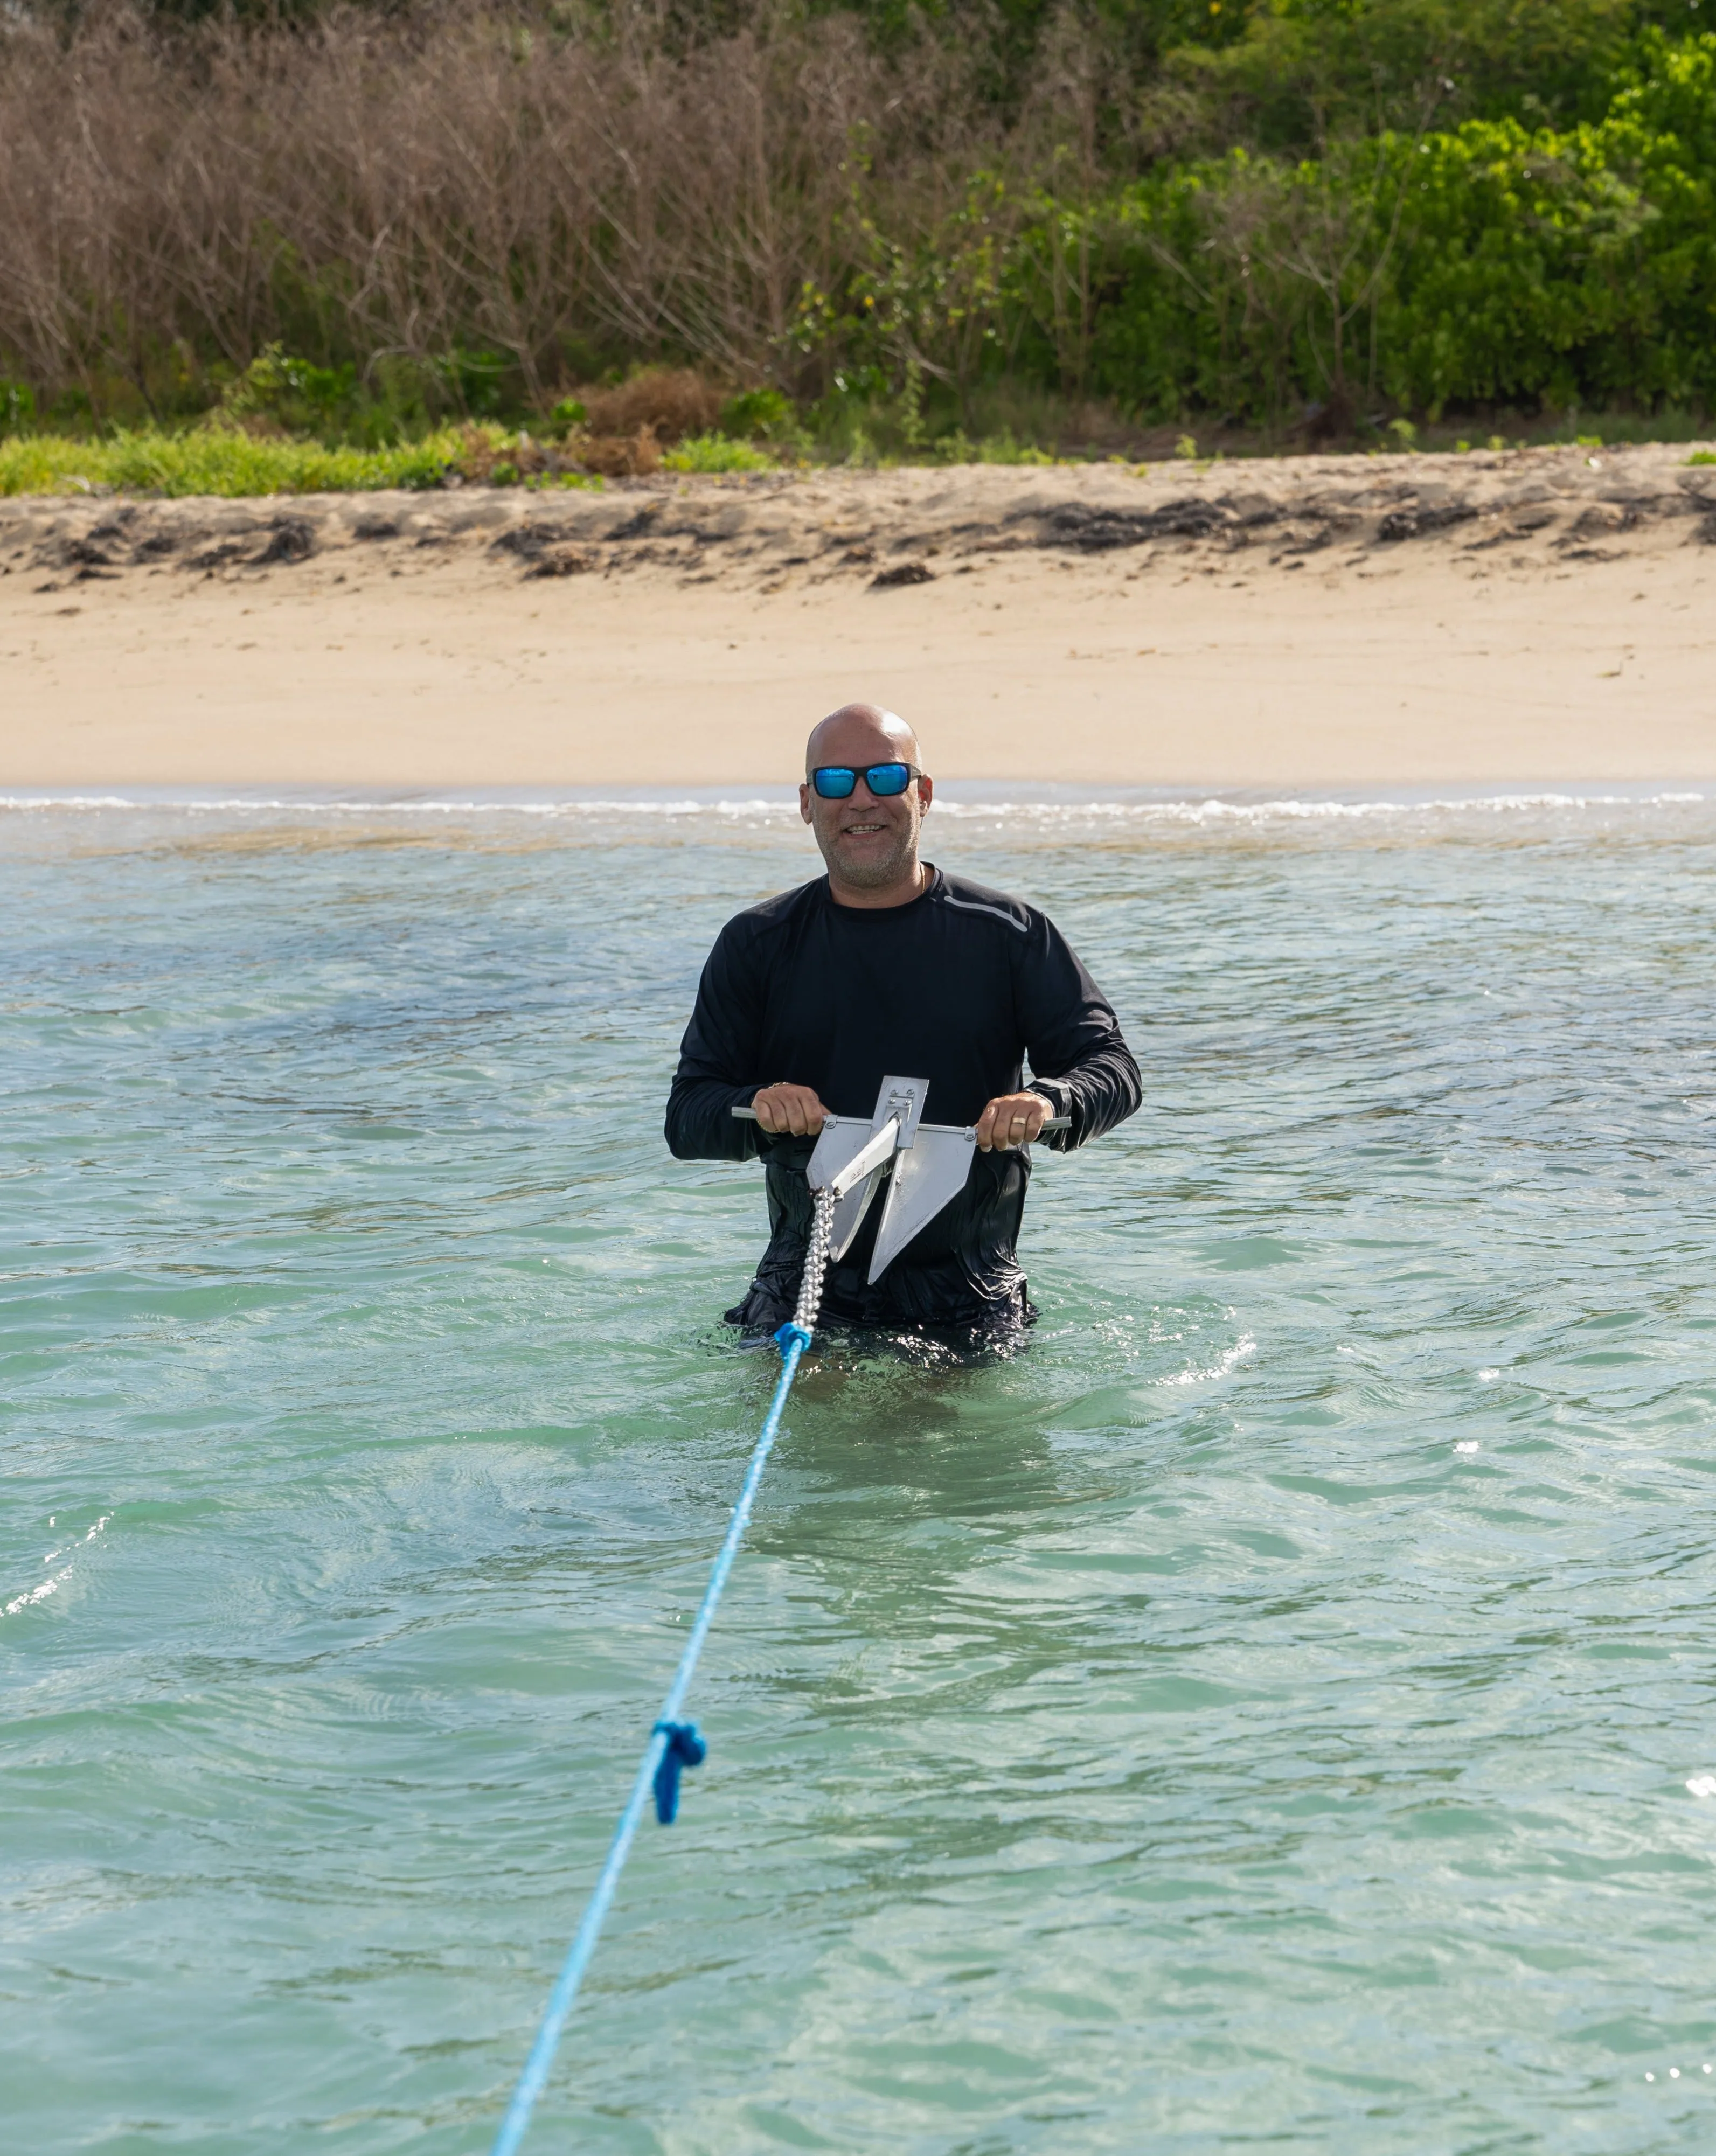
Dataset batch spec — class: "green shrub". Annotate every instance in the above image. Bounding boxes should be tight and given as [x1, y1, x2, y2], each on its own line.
[972, 432, 1057, 464]
[719, 388, 794, 437]
[222, 344, 360, 435]
[659, 434, 777, 472]
[1085, 32, 1716, 423]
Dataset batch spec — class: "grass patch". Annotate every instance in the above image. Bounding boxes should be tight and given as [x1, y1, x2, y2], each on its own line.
[658, 434, 778, 473]
[3, 408, 1711, 499]
[0, 427, 471, 498]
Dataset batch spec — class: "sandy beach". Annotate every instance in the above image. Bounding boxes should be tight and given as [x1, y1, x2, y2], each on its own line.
[3, 442, 1713, 792]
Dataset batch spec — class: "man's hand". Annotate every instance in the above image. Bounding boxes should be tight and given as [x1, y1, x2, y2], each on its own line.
[751, 1082, 829, 1137]
[974, 1090, 1054, 1152]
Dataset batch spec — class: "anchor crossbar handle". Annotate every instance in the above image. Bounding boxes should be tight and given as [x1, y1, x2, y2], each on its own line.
[732, 1075, 1064, 1287]
[731, 1105, 1069, 1132]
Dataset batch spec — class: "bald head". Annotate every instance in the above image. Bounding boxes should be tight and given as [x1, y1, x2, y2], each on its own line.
[799, 700, 934, 907]
[804, 702, 921, 777]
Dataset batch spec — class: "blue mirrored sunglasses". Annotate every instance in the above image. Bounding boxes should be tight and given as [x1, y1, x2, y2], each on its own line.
[811, 762, 918, 800]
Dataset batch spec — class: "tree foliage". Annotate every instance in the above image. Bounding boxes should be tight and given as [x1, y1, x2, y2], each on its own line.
[1, 0, 1712, 438]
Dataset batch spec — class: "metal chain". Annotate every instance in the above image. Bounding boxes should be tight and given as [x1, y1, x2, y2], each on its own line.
[792, 1184, 836, 1336]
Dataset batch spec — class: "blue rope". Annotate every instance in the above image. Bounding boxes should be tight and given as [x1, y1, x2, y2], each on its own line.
[489, 1319, 813, 2156]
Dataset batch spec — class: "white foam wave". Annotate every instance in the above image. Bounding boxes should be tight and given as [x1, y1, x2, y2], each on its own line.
[2, 787, 1710, 825]
[3, 1512, 110, 1619]
[0, 791, 790, 818]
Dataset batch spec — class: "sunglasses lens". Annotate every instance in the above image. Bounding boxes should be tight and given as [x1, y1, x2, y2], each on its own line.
[813, 767, 857, 799]
[867, 764, 911, 796]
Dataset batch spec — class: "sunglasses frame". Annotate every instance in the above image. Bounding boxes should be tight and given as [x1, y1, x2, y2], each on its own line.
[809, 762, 921, 801]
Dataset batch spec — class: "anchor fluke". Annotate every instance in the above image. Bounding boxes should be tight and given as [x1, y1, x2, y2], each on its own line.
[865, 1124, 976, 1282]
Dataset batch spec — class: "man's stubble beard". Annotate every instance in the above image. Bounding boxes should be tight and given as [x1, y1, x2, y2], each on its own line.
[821, 809, 920, 890]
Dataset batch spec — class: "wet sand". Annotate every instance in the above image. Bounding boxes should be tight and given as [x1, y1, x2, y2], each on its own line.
[3, 443, 1713, 791]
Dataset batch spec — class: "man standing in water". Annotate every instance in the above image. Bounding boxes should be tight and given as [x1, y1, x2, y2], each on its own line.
[665, 703, 1141, 1338]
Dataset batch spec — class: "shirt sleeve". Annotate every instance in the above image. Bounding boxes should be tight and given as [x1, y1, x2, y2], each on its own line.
[1015, 914, 1142, 1151]
[664, 919, 770, 1160]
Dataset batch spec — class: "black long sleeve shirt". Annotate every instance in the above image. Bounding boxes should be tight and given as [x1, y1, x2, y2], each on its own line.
[666, 867, 1141, 1334]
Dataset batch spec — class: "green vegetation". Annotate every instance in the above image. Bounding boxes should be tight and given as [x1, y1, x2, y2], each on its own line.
[659, 436, 778, 474]
[0, 425, 613, 498]
[1086, 30, 1716, 428]
[0, 0, 1712, 484]
[0, 428, 459, 498]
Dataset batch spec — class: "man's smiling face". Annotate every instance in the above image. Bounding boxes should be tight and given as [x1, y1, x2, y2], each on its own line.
[800, 704, 933, 895]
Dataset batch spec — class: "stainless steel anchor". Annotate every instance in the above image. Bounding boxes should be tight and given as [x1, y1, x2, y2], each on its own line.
[733, 1075, 1068, 1283]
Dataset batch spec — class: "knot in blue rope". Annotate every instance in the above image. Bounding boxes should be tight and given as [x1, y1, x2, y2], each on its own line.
[651, 1720, 706, 1825]
[774, 1320, 812, 1357]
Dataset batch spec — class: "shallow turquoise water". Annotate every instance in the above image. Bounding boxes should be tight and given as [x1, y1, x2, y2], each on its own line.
[5, 791, 1716, 2154]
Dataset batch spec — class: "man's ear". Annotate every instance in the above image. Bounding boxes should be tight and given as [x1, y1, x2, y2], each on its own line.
[918, 774, 934, 815]
[799, 781, 813, 824]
